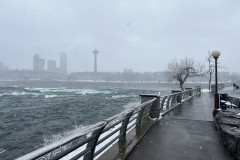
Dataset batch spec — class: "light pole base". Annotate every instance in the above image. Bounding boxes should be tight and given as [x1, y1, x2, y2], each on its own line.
[213, 109, 220, 117]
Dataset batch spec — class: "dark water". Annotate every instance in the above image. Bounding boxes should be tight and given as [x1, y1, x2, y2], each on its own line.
[0, 84, 159, 159]
[0, 81, 207, 160]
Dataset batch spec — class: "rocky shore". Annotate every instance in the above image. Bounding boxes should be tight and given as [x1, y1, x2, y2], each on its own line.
[215, 110, 240, 160]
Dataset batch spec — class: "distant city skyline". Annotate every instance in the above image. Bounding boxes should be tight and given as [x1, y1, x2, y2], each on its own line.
[47, 60, 57, 73]
[33, 54, 45, 71]
[60, 52, 67, 74]
[32, 53, 67, 74]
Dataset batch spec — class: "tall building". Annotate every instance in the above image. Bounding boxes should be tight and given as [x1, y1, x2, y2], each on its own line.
[60, 52, 67, 74]
[38, 58, 45, 71]
[92, 49, 99, 73]
[0, 62, 9, 71]
[33, 54, 45, 71]
[33, 54, 39, 71]
[47, 60, 56, 72]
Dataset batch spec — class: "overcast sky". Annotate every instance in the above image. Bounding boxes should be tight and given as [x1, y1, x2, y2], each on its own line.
[0, 0, 239, 72]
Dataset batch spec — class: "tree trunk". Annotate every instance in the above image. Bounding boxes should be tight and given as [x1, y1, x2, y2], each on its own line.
[208, 72, 212, 91]
[208, 75, 211, 90]
[180, 81, 184, 91]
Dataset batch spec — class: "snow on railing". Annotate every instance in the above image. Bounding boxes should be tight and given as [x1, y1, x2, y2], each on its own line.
[17, 87, 201, 160]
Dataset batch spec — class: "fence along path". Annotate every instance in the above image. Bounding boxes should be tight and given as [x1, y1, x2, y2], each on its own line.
[17, 88, 201, 160]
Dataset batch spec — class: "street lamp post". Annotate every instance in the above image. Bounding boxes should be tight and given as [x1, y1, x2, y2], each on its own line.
[211, 50, 221, 116]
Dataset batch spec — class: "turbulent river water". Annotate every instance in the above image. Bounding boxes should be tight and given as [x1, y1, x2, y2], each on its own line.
[0, 81, 207, 160]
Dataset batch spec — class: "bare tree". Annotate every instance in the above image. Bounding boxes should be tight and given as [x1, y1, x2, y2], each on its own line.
[166, 57, 205, 91]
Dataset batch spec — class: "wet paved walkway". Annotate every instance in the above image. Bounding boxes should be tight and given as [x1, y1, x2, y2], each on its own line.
[126, 93, 232, 160]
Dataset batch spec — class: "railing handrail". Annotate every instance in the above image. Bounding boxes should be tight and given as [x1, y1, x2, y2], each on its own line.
[16, 121, 106, 160]
[17, 87, 201, 160]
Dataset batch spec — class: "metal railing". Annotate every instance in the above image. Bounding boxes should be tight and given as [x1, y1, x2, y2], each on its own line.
[17, 87, 201, 160]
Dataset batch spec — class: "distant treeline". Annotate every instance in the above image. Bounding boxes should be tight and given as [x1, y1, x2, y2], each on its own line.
[0, 70, 240, 83]
[68, 71, 240, 83]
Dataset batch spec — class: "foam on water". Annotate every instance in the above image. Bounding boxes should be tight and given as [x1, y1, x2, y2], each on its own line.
[44, 95, 58, 99]
[6, 91, 40, 97]
[0, 94, 5, 97]
[123, 101, 140, 110]
[106, 95, 138, 100]
[75, 89, 111, 95]
[42, 125, 86, 146]
[25, 87, 111, 95]
[25, 87, 73, 93]
[0, 148, 5, 154]
[11, 91, 24, 96]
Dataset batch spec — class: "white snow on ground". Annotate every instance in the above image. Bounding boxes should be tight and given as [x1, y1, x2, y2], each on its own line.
[202, 89, 210, 93]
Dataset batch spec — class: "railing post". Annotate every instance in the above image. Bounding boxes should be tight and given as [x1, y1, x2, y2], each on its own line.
[183, 91, 187, 99]
[172, 90, 182, 103]
[139, 94, 160, 118]
[136, 104, 148, 127]
[83, 123, 107, 160]
[192, 89, 196, 96]
[178, 92, 183, 102]
[171, 94, 177, 106]
[119, 111, 134, 143]
[185, 88, 193, 97]
[195, 86, 201, 94]
[187, 90, 190, 98]
[190, 90, 193, 97]
[188, 90, 191, 97]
